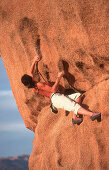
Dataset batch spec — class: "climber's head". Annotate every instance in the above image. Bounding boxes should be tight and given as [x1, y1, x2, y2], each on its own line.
[21, 74, 35, 88]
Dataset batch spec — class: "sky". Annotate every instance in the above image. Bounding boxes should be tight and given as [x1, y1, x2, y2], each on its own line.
[0, 57, 34, 157]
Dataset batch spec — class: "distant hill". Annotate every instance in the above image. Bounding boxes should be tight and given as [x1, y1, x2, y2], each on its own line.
[0, 155, 29, 170]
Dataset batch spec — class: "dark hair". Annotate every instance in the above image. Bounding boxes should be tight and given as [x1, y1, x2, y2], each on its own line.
[21, 74, 35, 88]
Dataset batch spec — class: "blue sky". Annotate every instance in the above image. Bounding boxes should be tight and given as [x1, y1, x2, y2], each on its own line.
[0, 57, 34, 157]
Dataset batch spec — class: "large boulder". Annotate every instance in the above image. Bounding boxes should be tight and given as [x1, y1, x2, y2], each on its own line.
[0, 0, 109, 169]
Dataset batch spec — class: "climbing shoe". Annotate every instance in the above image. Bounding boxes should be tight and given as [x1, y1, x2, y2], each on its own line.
[90, 113, 101, 121]
[72, 117, 83, 125]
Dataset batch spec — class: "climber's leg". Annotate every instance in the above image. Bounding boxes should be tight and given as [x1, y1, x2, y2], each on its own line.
[72, 106, 101, 124]
[76, 95, 83, 104]
[68, 93, 81, 102]
[72, 112, 83, 125]
[51, 93, 101, 123]
[77, 107, 101, 120]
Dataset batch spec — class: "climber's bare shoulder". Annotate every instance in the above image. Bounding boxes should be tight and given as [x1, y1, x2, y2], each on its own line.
[35, 81, 52, 91]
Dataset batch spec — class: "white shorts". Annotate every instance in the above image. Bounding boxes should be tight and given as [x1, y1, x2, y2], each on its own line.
[51, 92, 81, 115]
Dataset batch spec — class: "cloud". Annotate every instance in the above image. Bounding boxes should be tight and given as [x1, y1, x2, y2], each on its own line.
[0, 90, 13, 96]
[0, 90, 17, 110]
[0, 122, 27, 132]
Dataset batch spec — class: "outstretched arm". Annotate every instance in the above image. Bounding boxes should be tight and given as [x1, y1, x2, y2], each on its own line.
[52, 71, 64, 92]
[30, 54, 42, 77]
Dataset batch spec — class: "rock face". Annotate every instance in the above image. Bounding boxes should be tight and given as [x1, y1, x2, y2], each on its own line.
[0, 0, 109, 169]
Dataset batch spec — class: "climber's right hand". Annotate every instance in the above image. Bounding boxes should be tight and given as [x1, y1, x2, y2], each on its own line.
[35, 53, 42, 62]
[58, 71, 65, 78]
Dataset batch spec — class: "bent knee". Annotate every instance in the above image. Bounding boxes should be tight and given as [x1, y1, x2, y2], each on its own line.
[76, 95, 82, 104]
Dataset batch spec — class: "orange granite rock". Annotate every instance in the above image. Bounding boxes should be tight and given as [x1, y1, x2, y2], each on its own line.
[0, 0, 109, 169]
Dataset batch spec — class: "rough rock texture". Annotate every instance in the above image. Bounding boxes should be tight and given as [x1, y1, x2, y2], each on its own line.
[0, 0, 109, 169]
